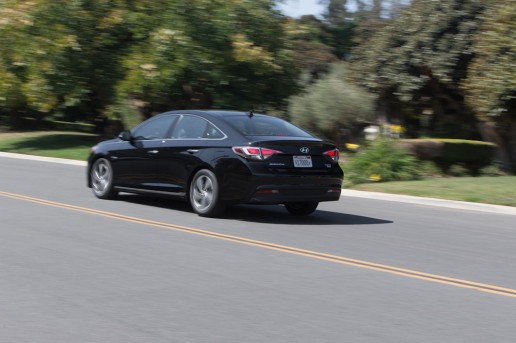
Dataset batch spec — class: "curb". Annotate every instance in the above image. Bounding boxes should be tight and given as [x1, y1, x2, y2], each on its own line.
[0, 151, 87, 166]
[2, 151, 515, 216]
[341, 189, 516, 216]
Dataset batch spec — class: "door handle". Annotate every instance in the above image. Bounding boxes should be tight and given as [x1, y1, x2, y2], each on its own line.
[147, 150, 159, 154]
[187, 149, 199, 154]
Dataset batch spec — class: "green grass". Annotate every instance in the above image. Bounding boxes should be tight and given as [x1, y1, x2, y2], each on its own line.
[351, 176, 516, 207]
[0, 131, 101, 160]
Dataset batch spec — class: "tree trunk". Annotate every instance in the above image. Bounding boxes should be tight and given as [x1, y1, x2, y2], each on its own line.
[508, 119, 516, 172]
[477, 122, 512, 171]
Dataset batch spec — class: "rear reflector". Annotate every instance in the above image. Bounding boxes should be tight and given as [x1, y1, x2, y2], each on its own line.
[255, 189, 280, 195]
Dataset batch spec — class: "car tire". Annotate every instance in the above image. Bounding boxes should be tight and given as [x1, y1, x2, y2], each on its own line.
[284, 202, 319, 216]
[189, 169, 226, 217]
[90, 158, 118, 199]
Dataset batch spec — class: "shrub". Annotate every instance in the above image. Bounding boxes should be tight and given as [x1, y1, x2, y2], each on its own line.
[417, 160, 444, 178]
[479, 164, 505, 176]
[345, 139, 420, 185]
[448, 164, 470, 177]
[288, 63, 376, 140]
[399, 139, 496, 175]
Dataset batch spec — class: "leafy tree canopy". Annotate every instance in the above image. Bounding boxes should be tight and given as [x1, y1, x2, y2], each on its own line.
[282, 15, 338, 79]
[112, 0, 298, 123]
[0, 0, 163, 121]
[352, 0, 485, 101]
[351, 0, 487, 138]
[463, 1, 516, 121]
[0, 0, 299, 126]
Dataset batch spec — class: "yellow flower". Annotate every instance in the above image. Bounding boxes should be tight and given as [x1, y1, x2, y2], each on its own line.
[369, 174, 381, 182]
[390, 125, 403, 133]
[345, 143, 360, 151]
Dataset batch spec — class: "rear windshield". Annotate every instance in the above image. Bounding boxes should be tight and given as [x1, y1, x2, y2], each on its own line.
[223, 115, 313, 138]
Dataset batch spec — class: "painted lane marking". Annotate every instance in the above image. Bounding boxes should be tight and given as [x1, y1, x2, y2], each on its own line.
[1, 190, 516, 299]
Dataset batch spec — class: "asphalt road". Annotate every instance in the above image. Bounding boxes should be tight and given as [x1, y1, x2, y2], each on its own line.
[1, 156, 515, 342]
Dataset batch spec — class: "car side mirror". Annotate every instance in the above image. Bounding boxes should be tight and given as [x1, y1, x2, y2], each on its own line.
[118, 130, 132, 141]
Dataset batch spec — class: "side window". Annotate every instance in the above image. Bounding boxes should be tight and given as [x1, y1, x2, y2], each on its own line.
[132, 115, 177, 140]
[171, 115, 225, 139]
[203, 122, 225, 139]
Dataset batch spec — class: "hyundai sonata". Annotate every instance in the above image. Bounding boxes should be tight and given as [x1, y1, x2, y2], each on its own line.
[87, 110, 343, 217]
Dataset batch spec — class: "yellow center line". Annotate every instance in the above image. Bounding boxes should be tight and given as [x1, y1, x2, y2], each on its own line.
[2, 190, 516, 299]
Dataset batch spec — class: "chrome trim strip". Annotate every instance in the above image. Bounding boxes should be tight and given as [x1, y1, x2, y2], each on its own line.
[115, 186, 186, 197]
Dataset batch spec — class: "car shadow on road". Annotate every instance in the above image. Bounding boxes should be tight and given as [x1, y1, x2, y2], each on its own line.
[119, 194, 392, 226]
[223, 204, 393, 225]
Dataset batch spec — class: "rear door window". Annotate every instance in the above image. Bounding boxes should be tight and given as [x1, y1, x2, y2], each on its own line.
[132, 115, 178, 140]
[171, 115, 225, 139]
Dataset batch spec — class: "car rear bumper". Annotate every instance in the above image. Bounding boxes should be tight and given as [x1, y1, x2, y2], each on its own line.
[248, 184, 342, 204]
[220, 171, 343, 204]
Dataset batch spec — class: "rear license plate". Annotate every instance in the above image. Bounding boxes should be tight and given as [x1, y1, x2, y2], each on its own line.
[293, 155, 312, 168]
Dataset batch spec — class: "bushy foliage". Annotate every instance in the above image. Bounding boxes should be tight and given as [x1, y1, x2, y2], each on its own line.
[351, 0, 487, 139]
[352, 0, 486, 99]
[0, 0, 155, 121]
[399, 138, 496, 175]
[479, 164, 505, 177]
[111, 0, 299, 123]
[282, 16, 338, 79]
[417, 160, 444, 178]
[463, 1, 516, 120]
[288, 63, 376, 139]
[447, 164, 470, 177]
[345, 139, 420, 185]
[0, 0, 299, 126]
[349, 1, 515, 172]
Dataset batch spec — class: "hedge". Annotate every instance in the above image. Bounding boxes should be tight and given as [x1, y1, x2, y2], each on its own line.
[399, 139, 497, 175]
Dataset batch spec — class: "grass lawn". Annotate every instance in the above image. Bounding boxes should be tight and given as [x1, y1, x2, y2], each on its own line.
[352, 176, 516, 207]
[0, 131, 101, 161]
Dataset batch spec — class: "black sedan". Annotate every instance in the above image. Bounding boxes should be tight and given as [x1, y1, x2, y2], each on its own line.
[87, 110, 343, 217]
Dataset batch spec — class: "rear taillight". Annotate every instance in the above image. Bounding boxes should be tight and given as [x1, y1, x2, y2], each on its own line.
[232, 146, 283, 160]
[323, 148, 340, 162]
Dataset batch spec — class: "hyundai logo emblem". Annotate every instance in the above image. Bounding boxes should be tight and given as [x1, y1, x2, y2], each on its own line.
[300, 147, 310, 154]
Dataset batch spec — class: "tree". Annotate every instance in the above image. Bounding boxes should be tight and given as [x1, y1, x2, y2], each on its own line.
[351, 0, 487, 138]
[0, 0, 300, 127]
[288, 63, 376, 141]
[463, 1, 516, 170]
[318, 0, 356, 59]
[0, 0, 161, 125]
[352, 0, 410, 21]
[283, 15, 338, 80]
[108, 0, 299, 124]
[0, 1, 26, 115]
[464, 2, 515, 120]
[321, 0, 349, 26]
